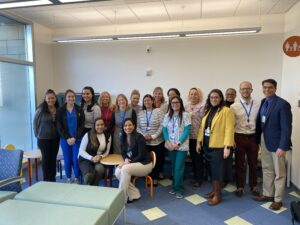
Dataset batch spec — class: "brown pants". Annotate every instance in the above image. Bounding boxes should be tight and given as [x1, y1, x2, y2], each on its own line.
[234, 133, 259, 189]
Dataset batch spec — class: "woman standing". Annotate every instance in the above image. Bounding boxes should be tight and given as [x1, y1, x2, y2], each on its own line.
[78, 118, 111, 185]
[153, 86, 168, 114]
[185, 88, 205, 188]
[196, 89, 234, 205]
[81, 86, 101, 134]
[115, 118, 152, 203]
[108, 94, 137, 154]
[98, 91, 115, 130]
[137, 94, 164, 186]
[57, 89, 85, 183]
[163, 96, 191, 199]
[33, 89, 60, 182]
[129, 89, 142, 114]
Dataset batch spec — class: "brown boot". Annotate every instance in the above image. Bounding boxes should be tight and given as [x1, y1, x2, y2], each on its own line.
[208, 181, 222, 206]
[204, 191, 214, 199]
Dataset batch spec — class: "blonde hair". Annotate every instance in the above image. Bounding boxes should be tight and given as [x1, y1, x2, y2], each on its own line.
[115, 94, 129, 112]
[98, 91, 114, 109]
[188, 87, 203, 103]
[153, 86, 165, 103]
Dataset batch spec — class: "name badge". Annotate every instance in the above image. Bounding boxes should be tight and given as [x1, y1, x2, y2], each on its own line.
[169, 134, 175, 143]
[204, 127, 210, 137]
[119, 132, 123, 138]
[146, 127, 150, 132]
[246, 124, 252, 130]
[261, 116, 266, 123]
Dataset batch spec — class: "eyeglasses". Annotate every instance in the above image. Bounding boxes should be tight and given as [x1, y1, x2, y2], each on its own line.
[171, 101, 180, 105]
[240, 88, 252, 91]
[210, 97, 220, 99]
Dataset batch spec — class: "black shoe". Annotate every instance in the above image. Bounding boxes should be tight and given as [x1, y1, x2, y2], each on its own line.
[193, 181, 202, 188]
[235, 188, 244, 197]
[222, 182, 229, 188]
[251, 187, 260, 196]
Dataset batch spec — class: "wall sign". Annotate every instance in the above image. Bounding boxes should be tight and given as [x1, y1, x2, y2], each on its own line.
[283, 36, 300, 57]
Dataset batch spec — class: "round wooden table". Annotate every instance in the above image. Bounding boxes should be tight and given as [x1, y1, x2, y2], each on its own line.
[100, 154, 123, 187]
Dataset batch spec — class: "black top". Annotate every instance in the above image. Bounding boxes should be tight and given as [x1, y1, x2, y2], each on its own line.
[56, 104, 85, 139]
[85, 131, 111, 157]
[121, 132, 151, 165]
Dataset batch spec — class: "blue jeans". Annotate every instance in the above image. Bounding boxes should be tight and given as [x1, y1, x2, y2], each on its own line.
[60, 138, 81, 178]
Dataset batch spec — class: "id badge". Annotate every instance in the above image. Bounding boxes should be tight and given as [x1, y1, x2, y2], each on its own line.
[261, 116, 266, 123]
[246, 123, 252, 129]
[204, 127, 210, 137]
[119, 132, 123, 138]
[146, 127, 150, 132]
[169, 134, 175, 143]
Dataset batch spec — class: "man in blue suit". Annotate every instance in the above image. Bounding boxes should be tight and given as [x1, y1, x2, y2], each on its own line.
[254, 79, 292, 211]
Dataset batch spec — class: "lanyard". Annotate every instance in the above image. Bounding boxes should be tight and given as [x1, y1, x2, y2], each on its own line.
[240, 100, 253, 123]
[119, 111, 126, 126]
[172, 116, 179, 134]
[146, 110, 153, 127]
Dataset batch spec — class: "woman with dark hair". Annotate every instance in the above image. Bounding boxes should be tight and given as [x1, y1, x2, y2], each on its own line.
[163, 96, 191, 199]
[81, 86, 101, 134]
[166, 88, 181, 112]
[78, 118, 111, 185]
[108, 94, 137, 154]
[57, 89, 85, 183]
[196, 89, 234, 206]
[33, 89, 60, 182]
[137, 94, 164, 186]
[115, 118, 152, 203]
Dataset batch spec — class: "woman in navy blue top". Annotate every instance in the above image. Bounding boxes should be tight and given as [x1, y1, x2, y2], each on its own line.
[57, 89, 85, 183]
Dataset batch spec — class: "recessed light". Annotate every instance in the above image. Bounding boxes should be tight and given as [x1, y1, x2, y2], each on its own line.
[0, 0, 52, 9]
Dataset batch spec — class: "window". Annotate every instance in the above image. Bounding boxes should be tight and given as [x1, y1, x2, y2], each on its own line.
[0, 14, 35, 149]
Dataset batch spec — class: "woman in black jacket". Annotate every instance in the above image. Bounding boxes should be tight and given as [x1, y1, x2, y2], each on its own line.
[33, 89, 60, 182]
[56, 89, 85, 183]
[115, 118, 152, 203]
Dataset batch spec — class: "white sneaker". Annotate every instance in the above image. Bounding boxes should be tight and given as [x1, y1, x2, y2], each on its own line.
[66, 178, 72, 184]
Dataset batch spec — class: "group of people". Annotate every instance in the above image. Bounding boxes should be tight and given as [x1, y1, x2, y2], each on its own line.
[33, 79, 292, 210]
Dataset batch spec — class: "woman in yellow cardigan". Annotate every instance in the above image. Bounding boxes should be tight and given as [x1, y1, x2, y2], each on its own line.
[196, 89, 234, 206]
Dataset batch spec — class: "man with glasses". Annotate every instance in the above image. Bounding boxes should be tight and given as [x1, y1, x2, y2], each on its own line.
[254, 79, 292, 211]
[231, 81, 260, 197]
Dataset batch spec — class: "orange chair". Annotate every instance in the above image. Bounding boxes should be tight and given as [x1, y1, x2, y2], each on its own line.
[132, 151, 156, 197]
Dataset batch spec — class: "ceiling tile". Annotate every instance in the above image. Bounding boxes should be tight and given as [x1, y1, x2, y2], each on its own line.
[202, 0, 240, 18]
[269, 0, 299, 14]
[128, 1, 169, 22]
[163, 0, 201, 20]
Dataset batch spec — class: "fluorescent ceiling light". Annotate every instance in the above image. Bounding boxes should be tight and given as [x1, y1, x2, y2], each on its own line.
[56, 38, 113, 43]
[117, 34, 180, 41]
[58, 0, 90, 3]
[0, 0, 52, 9]
[53, 27, 261, 43]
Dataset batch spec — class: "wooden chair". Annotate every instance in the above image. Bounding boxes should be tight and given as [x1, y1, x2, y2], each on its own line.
[132, 151, 156, 197]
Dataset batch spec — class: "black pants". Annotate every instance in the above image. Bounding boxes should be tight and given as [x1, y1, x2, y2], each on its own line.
[146, 142, 164, 180]
[189, 139, 204, 182]
[78, 157, 105, 186]
[203, 145, 224, 182]
[38, 138, 60, 182]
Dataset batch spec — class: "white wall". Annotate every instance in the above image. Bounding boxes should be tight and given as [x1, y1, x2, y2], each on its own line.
[282, 1, 300, 189]
[33, 23, 54, 104]
[52, 33, 283, 103]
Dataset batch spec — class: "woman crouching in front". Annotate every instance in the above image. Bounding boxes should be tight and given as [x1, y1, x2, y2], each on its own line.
[78, 118, 111, 186]
[115, 118, 153, 203]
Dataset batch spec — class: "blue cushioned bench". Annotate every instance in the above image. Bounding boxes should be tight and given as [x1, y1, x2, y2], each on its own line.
[0, 199, 108, 225]
[15, 181, 125, 225]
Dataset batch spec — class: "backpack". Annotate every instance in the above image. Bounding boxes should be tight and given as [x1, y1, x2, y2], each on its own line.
[291, 201, 300, 225]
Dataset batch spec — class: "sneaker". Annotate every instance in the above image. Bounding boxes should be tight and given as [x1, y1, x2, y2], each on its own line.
[168, 189, 176, 195]
[175, 193, 183, 199]
[66, 178, 72, 184]
[73, 178, 80, 184]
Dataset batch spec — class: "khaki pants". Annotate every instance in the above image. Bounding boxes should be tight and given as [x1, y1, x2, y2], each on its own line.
[261, 136, 286, 202]
[115, 162, 153, 201]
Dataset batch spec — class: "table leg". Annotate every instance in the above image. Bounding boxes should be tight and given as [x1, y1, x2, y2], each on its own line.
[103, 166, 108, 187]
[27, 159, 32, 186]
[35, 159, 38, 182]
[109, 166, 113, 187]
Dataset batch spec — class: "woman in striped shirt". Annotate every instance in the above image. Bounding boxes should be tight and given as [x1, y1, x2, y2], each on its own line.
[137, 94, 164, 186]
